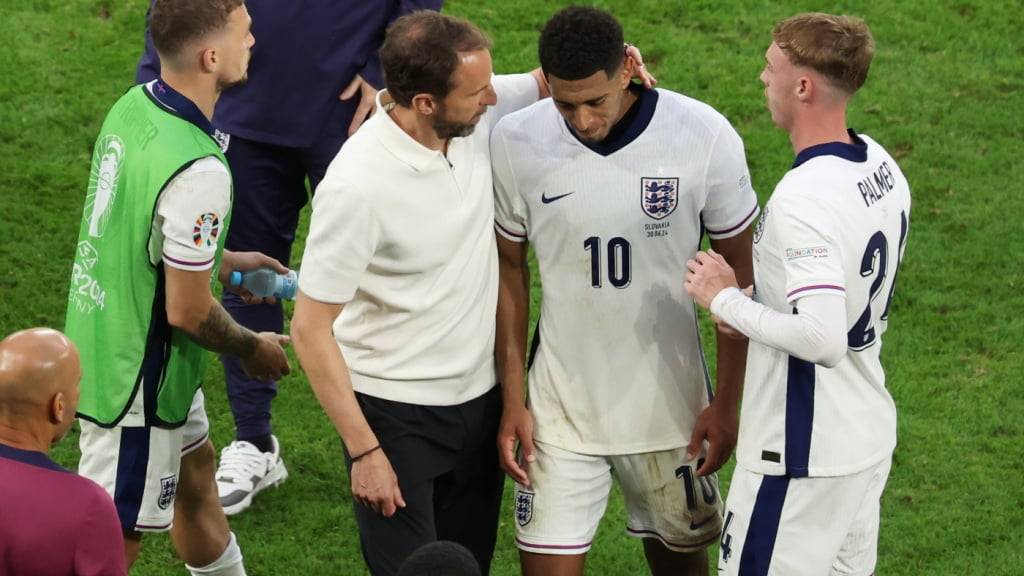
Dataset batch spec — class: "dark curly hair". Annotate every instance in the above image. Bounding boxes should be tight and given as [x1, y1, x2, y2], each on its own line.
[539, 6, 624, 81]
[381, 11, 492, 107]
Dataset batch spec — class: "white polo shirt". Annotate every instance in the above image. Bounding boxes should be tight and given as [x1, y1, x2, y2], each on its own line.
[299, 74, 539, 406]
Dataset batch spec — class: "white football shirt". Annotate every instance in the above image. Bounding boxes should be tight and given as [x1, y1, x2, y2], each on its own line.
[492, 87, 759, 454]
[148, 157, 232, 272]
[738, 131, 911, 477]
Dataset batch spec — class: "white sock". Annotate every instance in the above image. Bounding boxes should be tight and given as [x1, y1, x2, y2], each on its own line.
[186, 532, 246, 576]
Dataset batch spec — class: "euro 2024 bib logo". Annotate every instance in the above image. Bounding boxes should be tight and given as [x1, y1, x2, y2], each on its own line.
[641, 177, 678, 220]
[86, 135, 125, 238]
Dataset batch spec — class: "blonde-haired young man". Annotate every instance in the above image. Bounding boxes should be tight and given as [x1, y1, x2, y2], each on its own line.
[685, 13, 911, 576]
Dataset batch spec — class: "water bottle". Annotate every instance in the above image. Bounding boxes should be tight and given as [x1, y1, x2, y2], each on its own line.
[229, 268, 298, 300]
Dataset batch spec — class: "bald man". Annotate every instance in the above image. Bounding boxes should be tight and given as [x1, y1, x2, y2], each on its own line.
[0, 328, 126, 576]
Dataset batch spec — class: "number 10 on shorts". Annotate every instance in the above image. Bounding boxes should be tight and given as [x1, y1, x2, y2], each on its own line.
[675, 460, 717, 511]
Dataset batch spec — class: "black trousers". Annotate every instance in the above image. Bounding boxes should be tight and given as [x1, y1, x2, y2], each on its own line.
[346, 386, 504, 576]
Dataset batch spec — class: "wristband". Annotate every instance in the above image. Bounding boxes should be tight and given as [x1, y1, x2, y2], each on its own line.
[351, 444, 382, 462]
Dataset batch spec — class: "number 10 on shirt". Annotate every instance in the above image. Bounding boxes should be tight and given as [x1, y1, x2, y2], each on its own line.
[583, 236, 631, 288]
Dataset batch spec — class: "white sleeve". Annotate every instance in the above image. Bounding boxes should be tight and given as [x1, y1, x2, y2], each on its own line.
[701, 120, 760, 240]
[773, 193, 846, 304]
[710, 288, 847, 367]
[154, 157, 231, 271]
[491, 121, 528, 243]
[487, 73, 540, 124]
[297, 174, 379, 304]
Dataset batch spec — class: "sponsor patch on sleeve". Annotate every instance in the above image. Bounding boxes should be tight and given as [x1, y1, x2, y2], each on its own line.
[193, 212, 221, 247]
[784, 246, 829, 261]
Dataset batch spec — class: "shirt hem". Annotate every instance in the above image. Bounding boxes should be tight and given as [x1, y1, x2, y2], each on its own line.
[706, 204, 760, 239]
[737, 443, 895, 477]
[494, 221, 527, 242]
[162, 252, 214, 271]
[297, 281, 354, 305]
[350, 361, 497, 407]
[532, 434, 690, 457]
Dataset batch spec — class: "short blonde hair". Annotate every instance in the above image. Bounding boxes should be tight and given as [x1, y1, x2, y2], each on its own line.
[773, 13, 875, 95]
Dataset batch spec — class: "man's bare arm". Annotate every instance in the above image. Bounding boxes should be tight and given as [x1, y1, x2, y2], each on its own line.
[496, 235, 530, 407]
[165, 264, 290, 381]
[708, 225, 754, 415]
[165, 265, 258, 356]
[291, 291, 405, 517]
[495, 234, 535, 486]
[686, 225, 754, 476]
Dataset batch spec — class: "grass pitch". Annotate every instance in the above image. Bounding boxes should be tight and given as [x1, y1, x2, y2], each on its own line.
[0, 0, 1021, 574]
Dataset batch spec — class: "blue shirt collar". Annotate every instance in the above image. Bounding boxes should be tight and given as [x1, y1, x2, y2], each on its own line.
[792, 129, 868, 168]
[0, 442, 68, 473]
[567, 83, 658, 157]
[144, 78, 218, 141]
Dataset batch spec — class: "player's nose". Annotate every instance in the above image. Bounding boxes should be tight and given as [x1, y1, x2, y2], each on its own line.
[573, 108, 597, 133]
[482, 84, 498, 107]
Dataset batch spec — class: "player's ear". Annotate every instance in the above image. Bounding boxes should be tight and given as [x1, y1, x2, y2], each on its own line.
[198, 46, 218, 74]
[620, 56, 634, 86]
[411, 93, 437, 116]
[48, 392, 66, 425]
[796, 75, 813, 103]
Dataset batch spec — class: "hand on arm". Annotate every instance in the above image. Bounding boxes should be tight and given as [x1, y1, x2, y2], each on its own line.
[698, 193, 848, 367]
[165, 264, 291, 381]
[495, 235, 535, 487]
[291, 291, 405, 516]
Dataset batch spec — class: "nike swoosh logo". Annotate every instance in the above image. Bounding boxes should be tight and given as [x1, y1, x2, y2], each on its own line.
[541, 191, 574, 204]
[690, 516, 715, 530]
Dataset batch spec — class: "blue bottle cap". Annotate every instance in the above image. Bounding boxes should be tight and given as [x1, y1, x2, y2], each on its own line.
[281, 271, 297, 300]
[229, 271, 242, 287]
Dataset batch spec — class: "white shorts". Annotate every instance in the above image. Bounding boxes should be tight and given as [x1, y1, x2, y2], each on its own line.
[78, 390, 210, 533]
[718, 456, 892, 576]
[514, 440, 723, 555]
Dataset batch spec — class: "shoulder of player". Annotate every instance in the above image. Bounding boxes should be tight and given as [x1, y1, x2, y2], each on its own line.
[767, 174, 844, 229]
[177, 156, 230, 180]
[162, 157, 230, 202]
[652, 88, 734, 134]
[320, 117, 393, 193]
[774, 169, 825, 200]
[492, 98, 557, 141]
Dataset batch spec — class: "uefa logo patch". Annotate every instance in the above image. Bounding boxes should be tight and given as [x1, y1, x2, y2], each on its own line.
[641, 177, 678, 220]
[157, 475, 178, 510]
[193, 212, 221, 247]
[753, 206, 768, 244]
[515, 489, 534, 527]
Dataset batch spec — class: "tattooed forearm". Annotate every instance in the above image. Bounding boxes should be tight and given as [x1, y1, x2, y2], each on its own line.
[185, 302, 257, 359]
